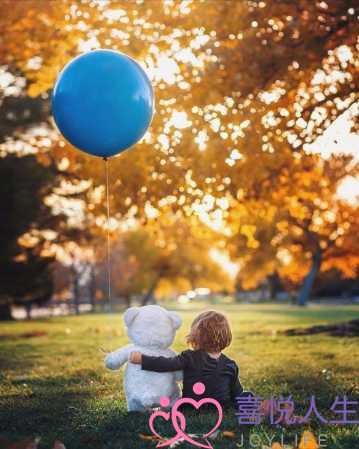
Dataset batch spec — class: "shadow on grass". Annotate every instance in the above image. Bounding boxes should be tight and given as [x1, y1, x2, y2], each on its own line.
[92, 406, 240, 449]
[0, 342, 41, 372]
[0, 368, 357, 449]
[0, 389, 92, 447]
[84, 367, 354, 449]
[253, 365, 347, 406]
[252, 307, 359, 321]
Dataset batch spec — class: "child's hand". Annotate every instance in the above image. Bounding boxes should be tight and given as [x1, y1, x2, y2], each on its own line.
[129, 351, 142, 364]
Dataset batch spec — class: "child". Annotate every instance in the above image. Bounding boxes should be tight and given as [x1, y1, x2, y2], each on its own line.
[129, 310, 249, 409]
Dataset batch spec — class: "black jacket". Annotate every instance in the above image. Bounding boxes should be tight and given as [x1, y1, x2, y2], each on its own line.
[142, 349, 244, 408]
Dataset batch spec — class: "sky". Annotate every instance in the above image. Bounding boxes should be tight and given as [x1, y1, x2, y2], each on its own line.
[305, 102, 359, 205]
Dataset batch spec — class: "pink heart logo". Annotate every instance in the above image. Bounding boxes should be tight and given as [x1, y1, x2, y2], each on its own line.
[170, 397, 223, 449]
[148, 384, 223, 449]
[149, 398, 186, 447]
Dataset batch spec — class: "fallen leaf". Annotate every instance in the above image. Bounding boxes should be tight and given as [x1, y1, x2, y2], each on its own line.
[298, 431, 319, 449]
[138, 433, 162, 441]
[21, 331, 47, 339]
[222, 431, 236, 438]
[7, 438, 40, 449]
[272, 443, 283, 449]
[53, 441, 66, 449]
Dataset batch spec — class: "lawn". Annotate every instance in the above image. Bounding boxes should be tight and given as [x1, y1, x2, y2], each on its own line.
[0, 303, 358, 449]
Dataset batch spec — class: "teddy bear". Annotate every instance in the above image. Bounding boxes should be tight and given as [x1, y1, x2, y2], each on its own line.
[104, 305, 182, 412]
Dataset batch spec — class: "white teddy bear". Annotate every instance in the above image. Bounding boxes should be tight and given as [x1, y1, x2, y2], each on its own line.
[105, 305, 182, 412]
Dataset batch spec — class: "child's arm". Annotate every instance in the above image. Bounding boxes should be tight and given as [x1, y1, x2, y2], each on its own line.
[130, 351, 187, 372]
[231, 376, 244, 400]
[230, 362, 243, 400]
[105, 345, 133, 370]
[230, 364, 255, 406]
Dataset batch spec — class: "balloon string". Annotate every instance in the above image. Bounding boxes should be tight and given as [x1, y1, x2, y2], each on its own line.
[104, 157, 112, 319]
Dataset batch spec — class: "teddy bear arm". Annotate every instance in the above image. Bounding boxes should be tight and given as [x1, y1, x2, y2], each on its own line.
[174, 370, 183, 382]
[105, 345, 133, 370]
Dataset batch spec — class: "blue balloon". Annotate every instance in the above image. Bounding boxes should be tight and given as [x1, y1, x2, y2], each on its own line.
[52, 49, 154, 158]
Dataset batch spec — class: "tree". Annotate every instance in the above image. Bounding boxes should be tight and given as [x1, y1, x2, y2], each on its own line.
[1, 1, 357, 212]
[228, 154, 359, 304]
[94, 217, 231, 307]
[0, 0, 357, 309]
[0, 155, 56, 319]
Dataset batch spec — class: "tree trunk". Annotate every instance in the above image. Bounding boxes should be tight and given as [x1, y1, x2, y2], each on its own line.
[142, 275, 160, 306]
[25, 303, 32, 320]
[0, 301, 13, 320]
[124, 295, 131, 308]
[89, 265, 96, 312]
[297, 249, 322, 306]
[72, 266, 80, 315]
[268, 272, 281, 300]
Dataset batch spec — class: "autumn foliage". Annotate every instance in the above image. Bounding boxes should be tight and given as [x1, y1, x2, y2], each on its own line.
[0, 0, 358, 316]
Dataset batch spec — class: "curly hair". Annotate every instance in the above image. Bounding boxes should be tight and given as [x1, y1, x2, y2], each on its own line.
[187, 310, 232, 352]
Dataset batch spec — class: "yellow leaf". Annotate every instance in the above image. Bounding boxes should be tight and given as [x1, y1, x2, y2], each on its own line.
[27, 83, 41, 98]
[138, 433, 162, 441]
[272, 443, 283, 449]
[222, 431, 236, 438]
[298, 431, 319, 449]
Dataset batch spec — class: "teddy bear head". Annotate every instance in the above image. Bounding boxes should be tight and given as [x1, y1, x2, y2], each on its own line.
[123, 305, 182, 349]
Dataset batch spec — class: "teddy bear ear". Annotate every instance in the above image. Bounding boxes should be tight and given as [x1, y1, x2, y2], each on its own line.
[124, 307, 140, 327]
[168, 311, 182, 330]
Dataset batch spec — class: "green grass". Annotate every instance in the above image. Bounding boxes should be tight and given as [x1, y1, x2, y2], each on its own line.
[0, 303, 358, 449]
